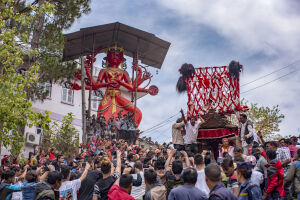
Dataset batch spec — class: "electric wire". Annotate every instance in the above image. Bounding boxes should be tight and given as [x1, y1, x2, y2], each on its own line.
[141, 60, 300, 138]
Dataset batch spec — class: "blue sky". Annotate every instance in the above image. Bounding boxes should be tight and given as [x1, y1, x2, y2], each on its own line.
[67, 0, 300, 143]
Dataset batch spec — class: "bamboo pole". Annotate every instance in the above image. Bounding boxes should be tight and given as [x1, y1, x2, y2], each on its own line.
[81, 56, 87, 144]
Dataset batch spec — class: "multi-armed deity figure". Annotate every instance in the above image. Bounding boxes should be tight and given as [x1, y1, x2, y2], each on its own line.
[71, 44, 158, 125]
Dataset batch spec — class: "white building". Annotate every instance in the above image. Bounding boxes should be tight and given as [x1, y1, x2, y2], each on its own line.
[0, 67, 147, 158]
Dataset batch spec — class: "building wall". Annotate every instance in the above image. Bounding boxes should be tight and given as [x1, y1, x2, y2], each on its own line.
[1, 76, 148, 158]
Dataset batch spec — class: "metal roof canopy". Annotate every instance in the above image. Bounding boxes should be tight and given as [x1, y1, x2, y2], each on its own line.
[63, 22, 171, 69]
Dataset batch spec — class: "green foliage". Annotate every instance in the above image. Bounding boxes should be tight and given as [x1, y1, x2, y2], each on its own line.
[2, 0, 91, 101]
[43, 113, 79, 158]
[241, 99, 285, 139]
[0, 0, 52, 155]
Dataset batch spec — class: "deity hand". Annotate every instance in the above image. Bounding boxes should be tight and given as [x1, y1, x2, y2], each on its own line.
[108, 80, 120, 88]
[142, 71, 151, 80]
[147, 85, 158, 96]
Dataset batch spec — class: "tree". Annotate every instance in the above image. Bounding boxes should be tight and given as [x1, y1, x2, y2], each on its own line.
[0, 0, 53, 155]
[3, 0, 92, 101]
[242, 99, 285, 140]
[43, 113, 79, 158]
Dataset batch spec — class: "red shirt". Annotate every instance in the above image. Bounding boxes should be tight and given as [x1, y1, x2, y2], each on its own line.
[108, 185, 134, 200]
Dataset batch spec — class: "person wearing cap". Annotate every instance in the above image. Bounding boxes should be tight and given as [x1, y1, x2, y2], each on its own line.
[236, 162, 262, 200]
[219, 138, 234, 158]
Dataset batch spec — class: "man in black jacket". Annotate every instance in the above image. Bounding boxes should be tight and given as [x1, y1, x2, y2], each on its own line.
[34, 171, 62, 200]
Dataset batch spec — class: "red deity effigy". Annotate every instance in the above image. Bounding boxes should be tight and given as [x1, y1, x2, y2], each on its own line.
[70, 44, 158, 125]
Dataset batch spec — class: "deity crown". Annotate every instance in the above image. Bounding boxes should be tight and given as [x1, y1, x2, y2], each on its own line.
[105, 43, 125, 54]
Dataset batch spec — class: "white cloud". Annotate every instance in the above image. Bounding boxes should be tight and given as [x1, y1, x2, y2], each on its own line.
[157, 0, 300, 58]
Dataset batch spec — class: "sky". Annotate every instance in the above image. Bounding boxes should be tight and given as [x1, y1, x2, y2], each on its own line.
[66, 0, 300, 143]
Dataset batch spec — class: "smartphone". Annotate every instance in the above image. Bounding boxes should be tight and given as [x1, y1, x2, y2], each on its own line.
[81, 162, 86, 168]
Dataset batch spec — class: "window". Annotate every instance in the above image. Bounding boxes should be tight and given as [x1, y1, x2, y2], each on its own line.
[62, 87, 74, 104]
[92, 91, 102, 110]
[40, 82, 52, 98]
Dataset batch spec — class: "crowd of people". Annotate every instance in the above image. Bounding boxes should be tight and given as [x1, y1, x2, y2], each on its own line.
[86, 111, 141, 145]
[1, 112, 300, 200]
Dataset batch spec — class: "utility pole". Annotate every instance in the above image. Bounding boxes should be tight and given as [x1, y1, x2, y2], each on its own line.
[80, 56, 87, 144]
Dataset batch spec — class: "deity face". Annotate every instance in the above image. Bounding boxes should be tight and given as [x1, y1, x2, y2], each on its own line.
[106, 50, 123, 68]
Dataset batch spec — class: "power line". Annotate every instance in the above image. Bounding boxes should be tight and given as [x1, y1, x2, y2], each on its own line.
[141, 60, 300, 137]
[241, 59, 300, 87]
[241, 68, 300, 94]
[141, 108, 187, 135]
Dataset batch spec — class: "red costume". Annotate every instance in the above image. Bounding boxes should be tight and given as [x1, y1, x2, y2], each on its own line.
[71, 44, 158, 125]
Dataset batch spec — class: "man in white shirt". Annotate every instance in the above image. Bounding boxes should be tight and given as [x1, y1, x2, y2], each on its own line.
[59, 162, 90, 200]
[180, 109, 204, 155]
[239, 114, 254, 155]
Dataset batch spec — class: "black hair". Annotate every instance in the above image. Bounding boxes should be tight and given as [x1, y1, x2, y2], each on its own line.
[127, 153, 135, 161]
[134, 161, 143, 170]
[266, 149, 277, 160]
[154, 157, 165, 170]
[57, 154, 63, 160]
[194, 154, 204, 165]
[240, 113, 247, 119]
[172, 160, 183, 175]
[10, 166, 21, 173]
[270, 141, 279, 148]
[234, 157, 245, 163]
[144, 169, 157, 185]
[204, 152, 212, 166]
[47, 171, 62, 185]
[221, 158, 234, 170]
[222, 152, 229, 158]
[2, 170, 15, 180]
[234, 147, 243, 153]
[237, 168, 252, 180]
[176, 118, 183, 123]
[69, 173, 78, 181]
[25, 171, 38, 183]
[60, 165, 70, 179]
[182, 168, 198, 185]
[205, 164, 221, 182]
[119, 174, 133, 189]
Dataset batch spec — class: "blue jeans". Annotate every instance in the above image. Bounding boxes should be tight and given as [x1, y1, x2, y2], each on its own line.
[297, 193, 300, 200]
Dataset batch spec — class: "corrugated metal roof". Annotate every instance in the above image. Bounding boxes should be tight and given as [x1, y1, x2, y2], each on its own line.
[63, 22, 171, 69]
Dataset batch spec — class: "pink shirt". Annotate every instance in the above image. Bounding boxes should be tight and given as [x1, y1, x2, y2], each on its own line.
[289, 145, 298, 159]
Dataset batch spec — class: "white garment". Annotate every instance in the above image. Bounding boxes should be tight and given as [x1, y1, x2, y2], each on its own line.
[251, 170, 264, 186]
[240, 121, 253, 147]
[59, 179, 81, 200]
[184, 120, 201, 144]
[253, 129, 258, 143]
[12, 180, 22, 200]
[195, 169, 210, 198]
[131, 172, 146, 200]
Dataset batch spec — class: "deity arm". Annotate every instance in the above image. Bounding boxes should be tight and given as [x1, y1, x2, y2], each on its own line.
[117, 79, 148, 93]
[95, 69, 109, 88]
[132, 65, 143, 86]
